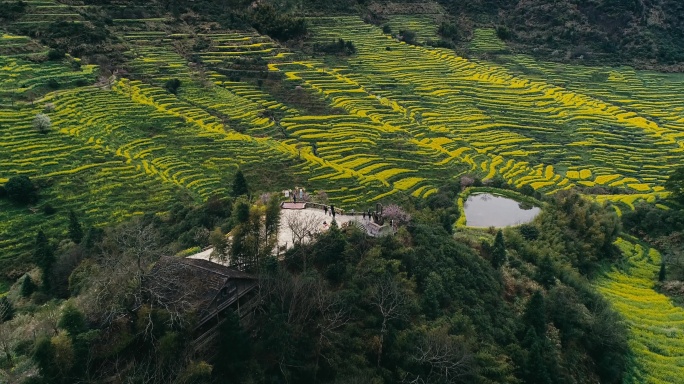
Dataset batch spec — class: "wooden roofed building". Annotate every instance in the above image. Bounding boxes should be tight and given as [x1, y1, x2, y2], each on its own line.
[147, 257, 259, 354]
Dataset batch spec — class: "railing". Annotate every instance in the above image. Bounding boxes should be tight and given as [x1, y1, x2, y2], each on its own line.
[281, 202, 396, 237]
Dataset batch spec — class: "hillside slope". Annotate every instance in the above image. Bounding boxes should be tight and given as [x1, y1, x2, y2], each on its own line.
[431, 0, 684, 68]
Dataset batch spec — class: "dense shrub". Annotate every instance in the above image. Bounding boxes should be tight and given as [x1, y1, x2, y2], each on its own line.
[438, 21, 461, 41]
[164, 78, 182, 94]
[47, 49, 66, 61]
[313, 38, 356, 55]
[3, 175, 38, 204]
[250, 4, 307, 41]
[399, 29, 418, 45]
[0, 0, 26, 20]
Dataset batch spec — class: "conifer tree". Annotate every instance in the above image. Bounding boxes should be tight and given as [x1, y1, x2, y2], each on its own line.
[20, 274, 35, 297]
[232, 170, 249, 197]
[0, 297, 14, 322]
[68, 210, 83, 244]
[523, 290, 547, 336]
[213, 310, 250, 379]
[491, 230, 507, 269]
[523, 328, 553, 384]
[265, 195, 281, 241]
[34, 230, 55, 290]
[536, 255, 556, 288]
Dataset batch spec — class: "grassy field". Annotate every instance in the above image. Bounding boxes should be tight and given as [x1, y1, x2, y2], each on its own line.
[597, 238, 684, 383]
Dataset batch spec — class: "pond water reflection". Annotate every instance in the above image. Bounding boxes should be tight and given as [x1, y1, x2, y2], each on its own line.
[464, 193, 540, 227]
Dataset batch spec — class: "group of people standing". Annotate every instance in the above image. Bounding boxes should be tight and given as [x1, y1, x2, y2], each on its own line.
[289, 188, 305, 203]
[361, 209, 383, 224]
[323, 204, 337, 218]
[321, 204, 386, 225]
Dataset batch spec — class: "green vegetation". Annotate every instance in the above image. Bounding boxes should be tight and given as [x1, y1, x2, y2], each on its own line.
[439, 0, 684, 67]
[249, 4, 307, 41]
[312, 38, 357, 55]
[2, 176, 38, 205]
[1, 1, 683, 382]
[32, 113, 50, 133]
[0, 193, 631, 383]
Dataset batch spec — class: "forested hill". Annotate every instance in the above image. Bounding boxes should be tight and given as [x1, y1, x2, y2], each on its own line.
[437, 0, 684, 68]
[2, 0, 683, 69]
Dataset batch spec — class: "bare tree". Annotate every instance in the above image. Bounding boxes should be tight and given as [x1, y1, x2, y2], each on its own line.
[140, 259, 198, 337]
[402, 327, 474, 384]
[383, 204, 412, 225]
[370, 275, 408, 367]
[0, 313, 44, 382]
[286, 211, 322, 247]
[0, 317, 13, 365]
[256, 270, 328, 383]
[284, 211, 323, 270]
[83, 218, 171, 330]
[313, 283, 350, 381]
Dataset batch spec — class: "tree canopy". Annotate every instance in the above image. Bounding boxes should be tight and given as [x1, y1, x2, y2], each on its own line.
[232, 170, 249, 197]
[2, 175, 38, 204]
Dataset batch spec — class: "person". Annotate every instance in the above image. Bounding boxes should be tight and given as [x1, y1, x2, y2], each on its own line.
[293, 194, 297, 203]
[324, 206, 328, 215]
[362, 211, 366, 220]
[351, 208, 355, 216]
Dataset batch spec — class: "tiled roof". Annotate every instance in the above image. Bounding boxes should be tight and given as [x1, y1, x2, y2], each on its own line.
[148, 257, 256, 321]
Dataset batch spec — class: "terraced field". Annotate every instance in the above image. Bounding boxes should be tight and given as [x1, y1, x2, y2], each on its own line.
[0, 56, 97, 102]
[0, 37, 296, 263]
[3, 16, 684, 267]
[12, 0, 83, 27]
[598, 238, 684, 383]
[3, 13, 684, 378]
[469, 28, 508, 53]
[282, 17, 681, 200]
[383, 15, 441, 43]
[118, 18, 684, 212]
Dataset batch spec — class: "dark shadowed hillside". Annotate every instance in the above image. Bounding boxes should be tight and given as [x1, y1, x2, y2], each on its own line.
[438, 0, 684, 68]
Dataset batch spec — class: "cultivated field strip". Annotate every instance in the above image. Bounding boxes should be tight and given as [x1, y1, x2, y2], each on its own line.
[283, 17, 681, 198]
[383, 15, 441, 44]
[0, 56, 97, 101]
[120, 30, 446, 202]
[469, 29, 508, 53]
[597, 238, 684, 383]
[501, 54, 684, 143]
[0, 104, 180, 258]
[0, 33, 45, 57]
[13, 0, 83, 26]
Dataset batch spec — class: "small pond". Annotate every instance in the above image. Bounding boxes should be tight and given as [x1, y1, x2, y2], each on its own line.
[464, 193, 541, 228]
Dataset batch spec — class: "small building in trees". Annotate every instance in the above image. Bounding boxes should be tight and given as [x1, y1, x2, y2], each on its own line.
[147, 257, 258, 353]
